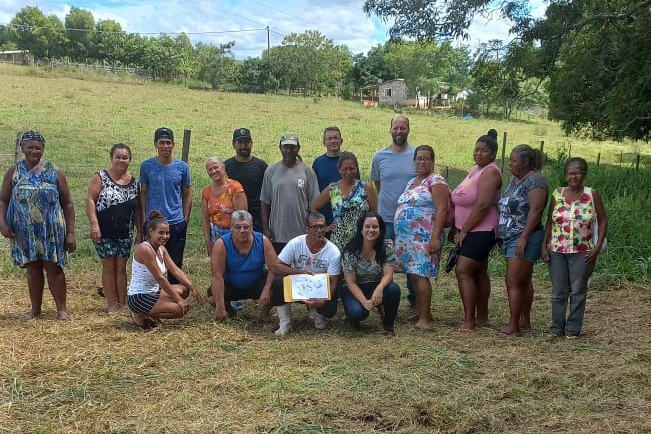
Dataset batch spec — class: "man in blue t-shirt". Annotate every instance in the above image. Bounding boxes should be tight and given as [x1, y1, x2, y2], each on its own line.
[139, 127, 192, 284]
[311, 126, 360, 229]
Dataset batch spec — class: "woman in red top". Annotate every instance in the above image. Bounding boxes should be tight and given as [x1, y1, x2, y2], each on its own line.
[201, 157, 247, 257]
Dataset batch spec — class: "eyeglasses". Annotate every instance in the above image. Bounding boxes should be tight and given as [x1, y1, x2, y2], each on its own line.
[416, 157, 432, 162]
[308, 224, 326, 230]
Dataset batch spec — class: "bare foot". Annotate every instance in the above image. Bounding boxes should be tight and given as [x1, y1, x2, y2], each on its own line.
[499, 325, 520, 336]
[519, 322, 531, 331]
[108, 303, 121, 315]
[415, 319, 432, 330]
[56, 310, 70, 320]
[460, 320, 476, 331]
[25, 310, 41, 321]
[476, 317, 488, 328]
[132, 312, 151, 331]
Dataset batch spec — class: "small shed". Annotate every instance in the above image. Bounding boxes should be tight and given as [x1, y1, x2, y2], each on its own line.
[0, 50, 32, 65]
[379, 78, 407, 105]
[360, 78, 410, 106]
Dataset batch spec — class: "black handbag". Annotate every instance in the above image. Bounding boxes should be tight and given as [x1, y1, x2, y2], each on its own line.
[445, 247, 460, 273]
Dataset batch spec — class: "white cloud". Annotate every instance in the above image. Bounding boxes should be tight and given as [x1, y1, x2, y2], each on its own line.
[0, 0, 532, 59]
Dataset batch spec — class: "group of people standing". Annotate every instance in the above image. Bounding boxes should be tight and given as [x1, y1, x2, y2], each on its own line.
[0, 116, 607, 339]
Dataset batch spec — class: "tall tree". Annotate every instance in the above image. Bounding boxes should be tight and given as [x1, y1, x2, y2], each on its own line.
[270, 31, 352, 96]
[9, 6, 51, 59]
[93, 19, 125, 63]
[65, 7, 95, 61]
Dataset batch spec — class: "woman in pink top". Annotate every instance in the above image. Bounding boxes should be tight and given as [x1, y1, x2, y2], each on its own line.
[449, 130, 502, 332]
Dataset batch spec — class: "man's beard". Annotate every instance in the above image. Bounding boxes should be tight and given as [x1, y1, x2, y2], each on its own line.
[392, 133, 408, 147]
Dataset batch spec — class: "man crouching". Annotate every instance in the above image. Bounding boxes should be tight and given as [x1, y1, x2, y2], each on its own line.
[209, 210, 284, 321]
[271, 212, 341, 335]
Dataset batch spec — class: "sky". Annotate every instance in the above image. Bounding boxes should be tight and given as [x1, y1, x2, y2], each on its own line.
[0, 0, 547, 59]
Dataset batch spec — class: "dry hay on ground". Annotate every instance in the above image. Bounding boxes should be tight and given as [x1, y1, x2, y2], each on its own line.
[0, 272, 649, 434]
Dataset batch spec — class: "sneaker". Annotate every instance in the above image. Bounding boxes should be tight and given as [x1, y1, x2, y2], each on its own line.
[230, 300, 245, 312]
[566, 334, 579, 340]
[274, 322, 293, 336]
[383, 326, 396, 337]
[312, 309, 328, 329]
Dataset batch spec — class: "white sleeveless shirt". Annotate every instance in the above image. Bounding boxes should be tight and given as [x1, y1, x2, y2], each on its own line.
[128, 242, 167, 295]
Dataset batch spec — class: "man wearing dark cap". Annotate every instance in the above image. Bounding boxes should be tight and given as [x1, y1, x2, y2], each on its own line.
[224, 128, 268, 233]
[139, 127, 192, 284]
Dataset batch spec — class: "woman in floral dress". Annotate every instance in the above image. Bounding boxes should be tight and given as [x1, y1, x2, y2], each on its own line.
[0, 131, 76, 320]
[394, 145, 449, 329]
[312, 152, 377, 252]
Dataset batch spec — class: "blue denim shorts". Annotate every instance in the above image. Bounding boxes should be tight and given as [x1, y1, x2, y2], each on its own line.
[502, 227, 544, 263]
[210, 223, 231, 244]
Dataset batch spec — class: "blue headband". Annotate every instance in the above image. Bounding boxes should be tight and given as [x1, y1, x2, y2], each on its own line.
[21, 131, 46, 147]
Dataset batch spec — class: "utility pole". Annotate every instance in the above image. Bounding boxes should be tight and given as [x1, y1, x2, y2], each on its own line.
[266, 26, 270, 55]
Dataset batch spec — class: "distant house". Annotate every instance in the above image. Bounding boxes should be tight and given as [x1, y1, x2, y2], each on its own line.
[0, 50, 32, 65]
[360, 78, 411, 107]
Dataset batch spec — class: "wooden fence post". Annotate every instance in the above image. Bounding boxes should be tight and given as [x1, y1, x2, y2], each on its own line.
[501, 131, 507, 172]
[620, 151, 623, 168]
[181, 129, 191, 163]
[596, 153, 601, 167]
[568, 143, 572, 159]
[540, 140, 544, 152]
[14, 132, 23, 163]
[636, 153, 641, 171]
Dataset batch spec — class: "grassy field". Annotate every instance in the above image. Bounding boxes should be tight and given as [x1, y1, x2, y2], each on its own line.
[1, 63, 650, 433]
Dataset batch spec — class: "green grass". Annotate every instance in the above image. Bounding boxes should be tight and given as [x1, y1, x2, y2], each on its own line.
[0, 63, 650, 434]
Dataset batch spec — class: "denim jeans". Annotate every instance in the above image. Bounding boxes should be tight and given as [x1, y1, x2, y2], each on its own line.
[549, 251, 594, 336]
[384, 222, 415, 307]
[341, 281, 401, 329]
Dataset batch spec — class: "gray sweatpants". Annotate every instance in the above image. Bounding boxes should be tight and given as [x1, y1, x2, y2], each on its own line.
[549, 251, 594, 336]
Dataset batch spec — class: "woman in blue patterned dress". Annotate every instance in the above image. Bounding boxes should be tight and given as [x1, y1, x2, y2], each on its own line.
[394, 145, 449, 329]
[0, 131, 76, 320]
[311, 152, 377, 252]
[86, 143, 141, 314]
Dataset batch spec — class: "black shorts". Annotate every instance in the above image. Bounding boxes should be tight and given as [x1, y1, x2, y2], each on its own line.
[458, 230, 497, 262]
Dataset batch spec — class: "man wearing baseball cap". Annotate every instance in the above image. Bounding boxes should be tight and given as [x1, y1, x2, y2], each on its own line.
[139, 127, 192, 284]
[260, 132, 319, 253]
[224, 128, 268, 233]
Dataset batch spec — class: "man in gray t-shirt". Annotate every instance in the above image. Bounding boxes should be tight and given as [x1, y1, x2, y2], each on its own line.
[370, 115, 416, 238]
[370, 115, 417, 306]
[261, 132, 320, 253]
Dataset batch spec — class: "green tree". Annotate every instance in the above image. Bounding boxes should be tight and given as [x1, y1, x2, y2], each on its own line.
[65, 7, 95, 61]
[93, 19, 125, 63]
[352, 44, 393, 90]
[195, 41, 237, 89]
[9, 6, 51, 59]
[270, 31, 352, 96]
[363, 0, 651, 141]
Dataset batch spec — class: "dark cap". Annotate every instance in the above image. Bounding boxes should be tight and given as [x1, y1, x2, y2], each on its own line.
[154, 127, 174, 142]
[233, 128, 252, 142]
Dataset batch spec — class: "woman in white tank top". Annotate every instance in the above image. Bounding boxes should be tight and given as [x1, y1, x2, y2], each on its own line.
[127, 211, 202, 330]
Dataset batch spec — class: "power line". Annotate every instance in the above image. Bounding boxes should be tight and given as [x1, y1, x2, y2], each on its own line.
[4, 23, 275, 37]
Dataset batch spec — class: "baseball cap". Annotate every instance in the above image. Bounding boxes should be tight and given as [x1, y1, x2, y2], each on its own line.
[280, 131, 299, 146]
[154, 127, 174, 142]
[233, 128, 252, 142]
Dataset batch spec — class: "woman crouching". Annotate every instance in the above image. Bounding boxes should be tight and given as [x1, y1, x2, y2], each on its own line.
[127, 211, 202, 330]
